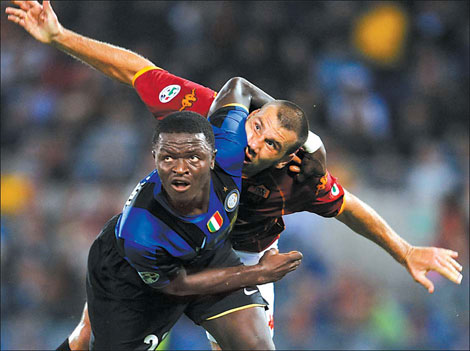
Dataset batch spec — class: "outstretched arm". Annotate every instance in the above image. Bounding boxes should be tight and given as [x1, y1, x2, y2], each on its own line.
[6, 0, 152, 85]
[336, 190, 463, 293]
[162, 248, 302, 296]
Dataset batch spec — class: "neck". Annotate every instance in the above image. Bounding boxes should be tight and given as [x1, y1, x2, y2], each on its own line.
[164, 180, 211, 216]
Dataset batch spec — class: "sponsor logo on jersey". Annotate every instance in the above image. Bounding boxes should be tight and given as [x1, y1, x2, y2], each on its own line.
[179, 88, 197, 111]
[243, 288, 258, 296]
[138, 271, 160, 284]
[331, 183, 340, 196]
[207, 211, 223, 232]
[314, 173, 328, 196]
[247, 184, 270, 199]
[159, 84, 181, 103]
[224, 189, 239, 212]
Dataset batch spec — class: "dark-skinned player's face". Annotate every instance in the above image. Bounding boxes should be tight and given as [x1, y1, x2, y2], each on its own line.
[154, 132, 215, 207]
[243, 104, 298, 177]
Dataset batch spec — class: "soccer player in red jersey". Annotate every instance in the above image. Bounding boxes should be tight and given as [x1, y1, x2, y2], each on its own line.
[6, 2, 464, 350]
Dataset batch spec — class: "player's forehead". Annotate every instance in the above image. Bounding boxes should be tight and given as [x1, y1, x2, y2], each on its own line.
[255, 107, 298, 146]
[156, 132, 211, 153]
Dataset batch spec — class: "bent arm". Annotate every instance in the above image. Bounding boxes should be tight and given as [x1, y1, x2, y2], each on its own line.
[208, 77, 274, 116]
[161, 249, 302, 296]
[162, 264, 264, 296]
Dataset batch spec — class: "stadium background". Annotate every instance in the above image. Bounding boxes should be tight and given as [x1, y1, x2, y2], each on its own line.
[1, 1, 468, 350]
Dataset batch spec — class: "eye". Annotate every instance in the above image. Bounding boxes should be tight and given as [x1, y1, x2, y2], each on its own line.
[254, 123, 261, 132]
[189, 155, 200, 162]
[265, 140, 274, 147]
[163, 156, 172, 161]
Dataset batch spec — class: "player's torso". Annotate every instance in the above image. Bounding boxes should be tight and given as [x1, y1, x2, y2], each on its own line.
[231, 167, 313, 251]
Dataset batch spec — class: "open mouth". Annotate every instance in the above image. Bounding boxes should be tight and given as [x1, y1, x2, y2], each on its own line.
[171, 180, 191, 192]
[244, 148, 253, 164]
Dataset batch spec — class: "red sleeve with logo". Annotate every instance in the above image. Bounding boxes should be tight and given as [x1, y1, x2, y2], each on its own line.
[304, 171, 345, 217]
[132, 67, 217, 120]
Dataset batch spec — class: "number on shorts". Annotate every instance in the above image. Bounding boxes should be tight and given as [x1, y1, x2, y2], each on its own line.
[144, 334, 159, 350]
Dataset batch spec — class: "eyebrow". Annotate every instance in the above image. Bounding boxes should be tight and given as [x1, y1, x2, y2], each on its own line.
[257, 118, 281, 151]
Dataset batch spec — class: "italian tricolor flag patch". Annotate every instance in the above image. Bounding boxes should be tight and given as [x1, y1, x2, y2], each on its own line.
[207, 211, 223, 232]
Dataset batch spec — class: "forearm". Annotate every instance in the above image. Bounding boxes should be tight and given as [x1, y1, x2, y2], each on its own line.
[51, 28, 153, 85]
[163, 264, 265, 296]
[208, 77, 274, 115]
[336, 190, 411, 264]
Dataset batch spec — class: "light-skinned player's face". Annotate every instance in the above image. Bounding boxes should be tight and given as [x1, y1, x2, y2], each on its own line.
[243, 105, 298, 177]
[154, 132, 215, 213]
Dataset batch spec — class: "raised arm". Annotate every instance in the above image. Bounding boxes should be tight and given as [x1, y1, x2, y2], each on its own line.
[208, 77, 274, 115]
[6, 1, 152, 85]
[336, 190, 463, 293]
[162, 248, 302, 296]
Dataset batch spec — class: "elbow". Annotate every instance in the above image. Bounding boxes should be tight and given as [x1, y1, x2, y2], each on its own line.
[226, 76, 250, 91]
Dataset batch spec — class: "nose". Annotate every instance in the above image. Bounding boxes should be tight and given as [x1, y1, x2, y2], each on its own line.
[248, 134, 263, 155]
[172, 158, 189, 175]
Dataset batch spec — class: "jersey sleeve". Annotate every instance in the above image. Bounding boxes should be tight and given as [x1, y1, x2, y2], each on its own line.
[123, 240, 181, 289]
[209, 104, 249, 179]
[133, 66, 217, 120]
[305, 171, 345, 217]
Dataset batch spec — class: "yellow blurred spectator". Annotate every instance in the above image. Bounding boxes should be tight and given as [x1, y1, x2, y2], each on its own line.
[1, 173, 34, 215]
[353, 3, 409, 66]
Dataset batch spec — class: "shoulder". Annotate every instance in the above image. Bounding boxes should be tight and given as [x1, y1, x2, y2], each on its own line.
[209, 104, 249, 132]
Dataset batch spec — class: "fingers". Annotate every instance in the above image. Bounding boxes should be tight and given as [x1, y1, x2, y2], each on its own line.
[6, 9, 26, 26]
[286, 250, 303, 261]
[436, 255, 463, 284]
[415, 272, 435, 294]
[269, 248, 279, 255]
[11, 1, 32, 11]
[448, 257, 463, 272]
[444, 249, 459, 258]
[5, 7, 25, 17]
[288, 164, 301, 173]
[43, 0, 53, 14]
[291, 155, 301, 165]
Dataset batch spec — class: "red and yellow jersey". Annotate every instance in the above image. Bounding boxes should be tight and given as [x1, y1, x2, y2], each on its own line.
[133, 66, 217, 120]
[133, 67, 345, 252]
[232, 149, 345, 251]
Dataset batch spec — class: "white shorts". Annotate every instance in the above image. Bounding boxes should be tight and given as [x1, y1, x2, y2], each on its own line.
[205, 240, 278, 343]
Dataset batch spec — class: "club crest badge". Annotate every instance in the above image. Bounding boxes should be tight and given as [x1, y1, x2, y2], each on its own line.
[207, 211, 223, 232]
[331, 183, 340, 196]
[138, 271, 160, 284]
[159, 84, 181, 103]
[224, 189, 239, 212]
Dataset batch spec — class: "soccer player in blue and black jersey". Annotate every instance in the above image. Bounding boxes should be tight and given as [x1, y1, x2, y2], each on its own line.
[84, 77, 305, 349]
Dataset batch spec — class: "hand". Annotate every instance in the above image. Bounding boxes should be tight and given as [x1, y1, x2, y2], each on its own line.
[257, 248, 303, 284]
[404, 246, 463, 293]
[288, 147, 326, 183]
[6, 1, 62, 44]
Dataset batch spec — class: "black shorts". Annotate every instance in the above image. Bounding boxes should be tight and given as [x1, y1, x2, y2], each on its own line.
[86, 214, 266, 350]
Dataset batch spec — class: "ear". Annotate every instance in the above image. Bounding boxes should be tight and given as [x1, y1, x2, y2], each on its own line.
[274, 152, 296, 169]
[152, 150, 156, 159]
[210, 149, 217, 169]
[247, 108, 260, 120]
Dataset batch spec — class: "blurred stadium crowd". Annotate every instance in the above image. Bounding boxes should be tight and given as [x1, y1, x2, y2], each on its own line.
[1, 1, 468, 350]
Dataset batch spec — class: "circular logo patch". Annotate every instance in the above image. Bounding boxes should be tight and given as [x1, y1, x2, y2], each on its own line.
[159, 85, 181, 103]
[331, 183, 340, 196]
[224, 189, 239, 212]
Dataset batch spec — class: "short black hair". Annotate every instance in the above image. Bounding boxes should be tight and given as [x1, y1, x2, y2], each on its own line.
[152, 111, 215, 150]
[266, 100, 309, 154]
